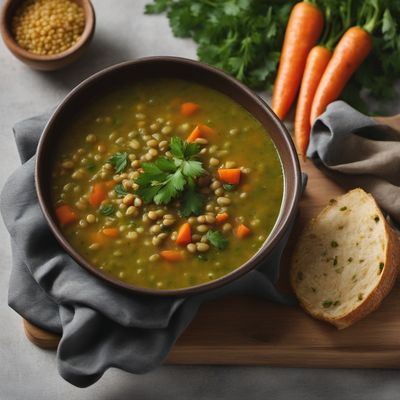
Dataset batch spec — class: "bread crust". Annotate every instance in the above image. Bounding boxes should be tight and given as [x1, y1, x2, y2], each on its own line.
[290, 188, 400, 329]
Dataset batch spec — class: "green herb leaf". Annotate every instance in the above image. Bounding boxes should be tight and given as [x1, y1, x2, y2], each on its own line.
[223, 183, 236, 191]
[181, 184, 205, 217]
[115, 183, 129, 197]
[182, 160, 205, 177]
[331, 240, 338, 248]
[99, 204, 114, 216]
[206, 229, 228, 250]
[135, 136, 206, 211]
[107, 152, 128, 174]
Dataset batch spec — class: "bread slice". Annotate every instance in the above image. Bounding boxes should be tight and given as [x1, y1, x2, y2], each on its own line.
[290, 188, 400, 329]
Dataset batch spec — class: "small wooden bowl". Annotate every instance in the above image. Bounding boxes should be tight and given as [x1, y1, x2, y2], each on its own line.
[0, 0, 95, 71]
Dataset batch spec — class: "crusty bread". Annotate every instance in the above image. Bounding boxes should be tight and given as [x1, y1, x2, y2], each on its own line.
[291, 188, 400, 329]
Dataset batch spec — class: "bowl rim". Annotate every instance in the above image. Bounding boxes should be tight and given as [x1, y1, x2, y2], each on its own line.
[0, 0, 95, 62]
[35, 56, 302, 297]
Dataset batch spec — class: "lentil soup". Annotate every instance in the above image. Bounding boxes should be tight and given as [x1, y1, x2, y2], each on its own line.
[51, 79, 283, 290]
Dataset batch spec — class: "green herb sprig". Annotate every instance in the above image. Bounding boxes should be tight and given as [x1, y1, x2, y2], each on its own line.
[135, 137, 206, 216]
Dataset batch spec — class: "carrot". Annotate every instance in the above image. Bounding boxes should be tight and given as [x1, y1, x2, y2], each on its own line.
[186, 126, 201, 143]
[197, 124, 215, 136]
[218, 168, 241, 185]
[186, 124, 216, 143]
[180, 102, 200, 116]
[272, 2, 324, 120]
[310, 27, 373, 123]
[294, 45, 332, 159]
[215, 213, 229, 224]
[55, 205, 78, 225]
[176, 222, 192, 246]
[89, 183, 107, 207]
[160, 250, 185, 262]
[236, 224, 251, 239]
[91, 231, 108, 246]
[102, 228, 119, 238]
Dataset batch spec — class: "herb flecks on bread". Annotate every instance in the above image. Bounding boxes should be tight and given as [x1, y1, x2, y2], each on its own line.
[291, 188, 400, 329]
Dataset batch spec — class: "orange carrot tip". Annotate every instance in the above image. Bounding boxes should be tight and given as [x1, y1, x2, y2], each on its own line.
[89, 183, 107, 207]
[236, 224, 251, 239]
[186, 126, 202, 143]
[180, 102, 200, 116]
[55, 205, 78, 225]
[294, 45, 332, 158]
[102, 228, 119, 238]
[215, 213, 229, 224]
[176, 223, 192, 246]
[160, 250, 185, 262]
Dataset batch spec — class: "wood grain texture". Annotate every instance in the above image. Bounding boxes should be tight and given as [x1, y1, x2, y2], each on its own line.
[23, 115, 400, 368]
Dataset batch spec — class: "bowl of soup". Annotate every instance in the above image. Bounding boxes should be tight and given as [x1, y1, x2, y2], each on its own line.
[35, 57, 301, 296]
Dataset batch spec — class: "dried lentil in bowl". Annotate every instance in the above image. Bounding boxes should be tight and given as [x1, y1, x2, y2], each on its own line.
[12, 0, 85, 55]
[51, 79, 283, 290]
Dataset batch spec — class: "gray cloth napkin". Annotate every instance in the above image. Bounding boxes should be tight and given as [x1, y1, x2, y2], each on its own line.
[1, 111, 300, 388]
[308, 101, 400, 224]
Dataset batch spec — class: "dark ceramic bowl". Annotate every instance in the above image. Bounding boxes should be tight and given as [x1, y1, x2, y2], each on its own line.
[35, 57, 301, 297]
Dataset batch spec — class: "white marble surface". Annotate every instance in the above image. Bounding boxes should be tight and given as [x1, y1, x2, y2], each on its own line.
[1, 1, 400, 399]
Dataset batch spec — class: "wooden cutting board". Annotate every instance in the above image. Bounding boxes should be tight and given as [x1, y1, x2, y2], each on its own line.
[23, 116, 400, 368]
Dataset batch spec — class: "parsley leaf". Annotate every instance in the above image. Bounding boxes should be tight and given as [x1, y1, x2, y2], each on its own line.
[99, 204, 114, 216]
[135, 136, 206, 212]
[181, 183, 205, 217]
[115, 183, 128, 197]
[107, 152, 128, 174]
[223, 183, 236, 191]
[207, 229, 228, 250]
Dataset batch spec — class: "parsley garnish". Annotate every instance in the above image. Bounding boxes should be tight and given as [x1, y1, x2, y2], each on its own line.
[223, 183, 236, 191]
[206, 229, 228, 250]
[107, 152, 128, 174]
[331, 240, 338, 248]
[181, 181, 206, 217]
[99, 204, 114, 216]
[135, 137, 206, 212]
[115, 183, 129, 197]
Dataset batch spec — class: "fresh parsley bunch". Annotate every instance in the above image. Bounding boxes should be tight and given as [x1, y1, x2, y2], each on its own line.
[135, 137, 207, 217]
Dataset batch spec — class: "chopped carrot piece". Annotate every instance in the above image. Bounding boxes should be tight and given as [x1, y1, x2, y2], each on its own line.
[186, 124, 216, 143]
[215, 213, 229, 224]
[102, 228, 119, 238]
[186, 126, 202, 143]
[180, 102, 200, 116]
[198, 124, 216, 136]
[91, 231, 108, 246]
[218, 168, 241, 185]
[176, 222, 192, 246]
[160, 250, 185, 262]
[236, 224, 251, 239]
[55, 205, 78, 225]
[89, 183, 107, 207]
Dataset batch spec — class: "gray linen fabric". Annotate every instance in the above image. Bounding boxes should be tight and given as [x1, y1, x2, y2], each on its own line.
[0, 112, 299, 388]
[308, 101, 400, 223]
